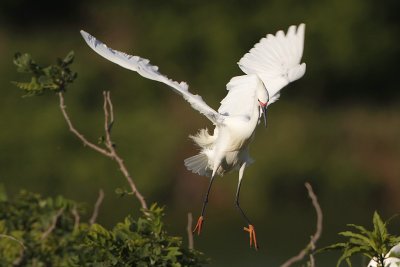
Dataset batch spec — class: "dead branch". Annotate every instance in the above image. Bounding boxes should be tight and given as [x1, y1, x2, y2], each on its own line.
[57, 92, 148, 210]
[58, 92, 112, 157]
[71, 205, 80, 230]
[41, 207, 65, 240]
[187, 212, 194, 250]
[280, 182, 323, 267]
[102, 92, 148, 210]
[89, 189, 105, 225]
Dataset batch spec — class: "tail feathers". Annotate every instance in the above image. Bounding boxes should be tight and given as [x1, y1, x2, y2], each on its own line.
[189, 128, 216, 148]
[184, 153, 211, 177]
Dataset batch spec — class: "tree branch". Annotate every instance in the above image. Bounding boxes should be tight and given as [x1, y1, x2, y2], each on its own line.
[57, 91, 148, 210]
[71, 205, 80, 230]
[58, 93, 112, 157]
[187, 212, 194, 250]
[41, 207, 65, 240]
[280, 182, 323, 267]
[102, 91, 148, 210]
[89, 189, 105, 225]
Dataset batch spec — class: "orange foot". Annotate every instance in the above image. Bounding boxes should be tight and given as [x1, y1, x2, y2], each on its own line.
[244, 224, 259, 250]
[193, 216, 204, 235]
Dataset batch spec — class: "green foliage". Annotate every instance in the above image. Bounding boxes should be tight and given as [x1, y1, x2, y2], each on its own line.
[12, 51, 77, 97]
[320, 212, 400, 267]
[0, 189, 207, 266]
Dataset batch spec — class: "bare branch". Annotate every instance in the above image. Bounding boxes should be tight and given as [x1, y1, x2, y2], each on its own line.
[103, 91, 113, 148]
[41, 207, 65, 240]
[280, 182, 323, 267]
[90, 189, 105, 225]
[71, 205, 80, 230]
[187, 213, 194, 250]
[58, 93, 112, 157]
[102, 91, 148, 210]
[105, 91, 114, 131]
[57, 91, 148, 210]
[305, 182, 323, 249]
[309, 252, 316, 267]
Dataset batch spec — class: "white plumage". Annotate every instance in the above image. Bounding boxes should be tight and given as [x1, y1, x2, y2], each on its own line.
[80, 23, 306, 249]
[238, 24, 306, 104]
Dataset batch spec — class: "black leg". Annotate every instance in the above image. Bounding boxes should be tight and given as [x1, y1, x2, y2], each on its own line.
[193, 174, 216, 235]
[200, 175, 215, 216]
[235, 162, 258, 249]
[235, 178, 252, 225]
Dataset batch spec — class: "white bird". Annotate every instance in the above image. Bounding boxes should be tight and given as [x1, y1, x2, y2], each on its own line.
[80, 24, 306, 249]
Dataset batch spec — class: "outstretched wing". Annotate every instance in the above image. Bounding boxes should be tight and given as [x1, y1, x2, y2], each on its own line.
[218, 74, 261, 118]
[238, 23, 306, 104]
[80, 30, 222, 125]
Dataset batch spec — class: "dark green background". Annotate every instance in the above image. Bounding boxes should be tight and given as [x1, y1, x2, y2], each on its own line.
[1, 0, 399, 265]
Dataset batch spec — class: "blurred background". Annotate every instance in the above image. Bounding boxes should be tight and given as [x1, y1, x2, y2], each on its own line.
[0, 0, 399, 265]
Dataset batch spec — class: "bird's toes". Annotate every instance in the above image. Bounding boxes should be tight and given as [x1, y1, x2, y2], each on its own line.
[244, 224, 259, 250]
[193, 215, 204, 236]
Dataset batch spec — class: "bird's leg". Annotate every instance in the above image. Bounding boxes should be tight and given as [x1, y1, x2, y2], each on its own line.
[193, 173, 216, 235]
[235, 162, 259, 250]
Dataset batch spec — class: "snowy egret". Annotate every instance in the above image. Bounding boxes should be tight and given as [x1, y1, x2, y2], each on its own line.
[81, 23, 306, 249]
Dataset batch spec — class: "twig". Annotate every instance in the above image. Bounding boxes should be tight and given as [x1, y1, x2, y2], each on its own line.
[71, 205, 80, 230]
[102, 91, 148, 210]
[57, 92, 148, 210]
[41, 207, 65, 240]
[0, 234, 25, 249]
[90, 189, 105, 225]
[280, 182, 323, 267]
[0, 234, 25, 265]
[58, 93, 112, 157]
[187, 212, 194, 250]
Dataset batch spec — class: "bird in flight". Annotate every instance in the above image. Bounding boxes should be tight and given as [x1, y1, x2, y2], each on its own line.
[81, 23, 306, 250]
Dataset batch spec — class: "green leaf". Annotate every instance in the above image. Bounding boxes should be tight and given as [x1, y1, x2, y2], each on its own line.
[373, 211, 387, 239]
[336, 246, 363, 267]
[322, 211, 400, 267]
[12, 51, 77, 96]
[347, 224, 373, 238]
[317, 242, 347, 253]
[62, 51, 75, 66]
[339, 231, 376, 250]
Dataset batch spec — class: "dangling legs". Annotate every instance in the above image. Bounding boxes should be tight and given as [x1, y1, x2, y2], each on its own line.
[235, 162, 258, 250]
[193, 165, 219, 235]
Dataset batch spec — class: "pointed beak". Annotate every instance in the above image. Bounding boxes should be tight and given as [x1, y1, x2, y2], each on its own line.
[258, 100, 268, 128]
[262, 106, 268, 128]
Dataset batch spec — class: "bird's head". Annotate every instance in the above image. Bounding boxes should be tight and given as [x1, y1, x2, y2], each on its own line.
[256, 87, 269, 128]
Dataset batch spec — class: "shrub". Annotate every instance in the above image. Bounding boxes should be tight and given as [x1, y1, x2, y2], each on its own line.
[0, 189, 206, 266]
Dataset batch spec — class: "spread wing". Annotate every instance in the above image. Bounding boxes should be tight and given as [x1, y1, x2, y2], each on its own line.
[218, 74, 261, 118]
[80, 30, 223, 125]
[238, 23, 306, 104]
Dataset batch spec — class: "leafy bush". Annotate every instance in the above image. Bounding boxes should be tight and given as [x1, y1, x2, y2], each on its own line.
[320, 212, 400, 267]
[0, 189, 206, 266]
[6, 51, 207, 266]
[12, 51, 77, 96]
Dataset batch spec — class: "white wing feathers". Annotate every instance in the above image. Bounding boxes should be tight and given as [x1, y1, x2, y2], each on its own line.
[80, 30, 222, 125]
[238, 23, 306, 104]
[218, 74, 260, 117]
[81, 24, 305, 125]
